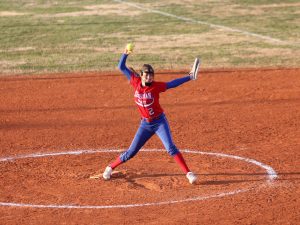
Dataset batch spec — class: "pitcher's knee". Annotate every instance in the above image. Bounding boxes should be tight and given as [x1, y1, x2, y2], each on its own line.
[120, 150, 137, 162]
[120, 152, 130, 162]
[167, 145, 179, 156]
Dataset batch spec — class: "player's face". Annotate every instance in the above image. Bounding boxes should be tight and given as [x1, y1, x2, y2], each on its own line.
[142, 72, 154, 83]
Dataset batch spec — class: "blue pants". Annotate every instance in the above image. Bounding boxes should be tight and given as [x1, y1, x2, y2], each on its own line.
[120, 114, 179, 162]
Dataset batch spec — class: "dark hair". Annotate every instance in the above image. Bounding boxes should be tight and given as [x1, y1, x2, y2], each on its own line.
[141, 64, 154, 76]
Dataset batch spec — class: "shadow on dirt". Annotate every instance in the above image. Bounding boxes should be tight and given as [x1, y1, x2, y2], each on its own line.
[111, 172, 300, 185]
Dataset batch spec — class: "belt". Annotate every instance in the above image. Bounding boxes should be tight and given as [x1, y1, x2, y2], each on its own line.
[143, 113, 163, 123]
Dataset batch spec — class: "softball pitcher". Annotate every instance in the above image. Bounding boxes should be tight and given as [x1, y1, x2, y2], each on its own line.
[102, 45, 199, 184]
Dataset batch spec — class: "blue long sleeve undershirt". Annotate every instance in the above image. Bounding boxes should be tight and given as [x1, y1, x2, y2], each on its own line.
[118, 54, 131, 80]
[166, 76, 191, 89]
[118, 53, 191, 89]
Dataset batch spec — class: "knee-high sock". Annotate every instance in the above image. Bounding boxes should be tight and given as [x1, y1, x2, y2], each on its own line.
[109, 156, 123, 169]
[173, 152, 190, 174]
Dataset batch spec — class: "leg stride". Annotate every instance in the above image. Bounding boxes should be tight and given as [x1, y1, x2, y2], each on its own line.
[102, 123, 154, 180]
[173, 152, 190, 173]
[173, 152, 197, 184]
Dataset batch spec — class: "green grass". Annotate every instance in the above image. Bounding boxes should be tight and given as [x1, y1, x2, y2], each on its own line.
[0, 0, 299, 75]
[236, 0, 300, 5]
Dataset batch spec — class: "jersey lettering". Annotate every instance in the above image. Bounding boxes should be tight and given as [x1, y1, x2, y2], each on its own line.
[148, 107, 155, 115]
[134, 91, 154, 107]
[130, 73, 167, 119]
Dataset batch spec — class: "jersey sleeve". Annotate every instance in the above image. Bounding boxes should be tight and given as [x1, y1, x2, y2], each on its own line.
[155, 82, 167, 93]
[130, 73, 141, 87]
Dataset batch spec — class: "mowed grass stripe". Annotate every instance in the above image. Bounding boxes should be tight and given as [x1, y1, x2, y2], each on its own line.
[0, 0, 299, 75]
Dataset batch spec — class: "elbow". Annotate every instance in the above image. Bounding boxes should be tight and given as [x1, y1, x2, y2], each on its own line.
[118, 62, 123, 71]
[118, 54, 127, 71]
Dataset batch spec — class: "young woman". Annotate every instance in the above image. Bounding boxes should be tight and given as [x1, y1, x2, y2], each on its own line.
[102, 46, 198, 184]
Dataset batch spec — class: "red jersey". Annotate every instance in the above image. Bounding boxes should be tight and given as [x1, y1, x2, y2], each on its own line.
[130, 73, 167, 119]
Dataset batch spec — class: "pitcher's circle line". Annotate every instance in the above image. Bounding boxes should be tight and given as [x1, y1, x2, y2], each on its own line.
[0, 148, 277, 209]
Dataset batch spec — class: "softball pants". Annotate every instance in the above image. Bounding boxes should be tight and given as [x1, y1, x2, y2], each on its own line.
[120, 113, 179, 162]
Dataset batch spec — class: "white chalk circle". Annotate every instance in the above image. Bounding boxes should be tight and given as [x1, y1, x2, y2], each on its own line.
[0, 149, 277, 209]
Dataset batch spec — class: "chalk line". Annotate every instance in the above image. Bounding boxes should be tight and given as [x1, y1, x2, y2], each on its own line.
[113, 0, 294, 45]
[0, 148, 277, 209]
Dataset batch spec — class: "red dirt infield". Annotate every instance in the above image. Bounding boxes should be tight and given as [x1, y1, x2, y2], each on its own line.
[0, 68, 299, 224]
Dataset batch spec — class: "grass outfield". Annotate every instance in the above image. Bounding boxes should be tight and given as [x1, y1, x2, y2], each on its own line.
[0, 0, 299, 75]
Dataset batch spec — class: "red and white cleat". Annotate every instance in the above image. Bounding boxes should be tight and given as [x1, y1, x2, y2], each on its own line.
[102, 166, 113, 180]
[186, 172, 197, 184]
